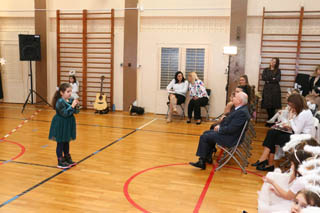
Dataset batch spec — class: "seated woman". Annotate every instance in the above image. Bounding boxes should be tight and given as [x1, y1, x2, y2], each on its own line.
[166, 71, 188, 122]
[187, 72, 209, 125]
[267, 89, 300, 125]
[252, 93, 314, 171]
[239, 74, 252, 102]
[308, 65, 320, 109]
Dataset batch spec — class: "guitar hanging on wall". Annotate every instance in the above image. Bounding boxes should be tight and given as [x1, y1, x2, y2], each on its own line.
[94, 75, 109, 114]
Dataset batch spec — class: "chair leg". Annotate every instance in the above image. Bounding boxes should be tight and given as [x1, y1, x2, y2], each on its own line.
[179, 104, 185, 119]
[216, 146, 247, 174]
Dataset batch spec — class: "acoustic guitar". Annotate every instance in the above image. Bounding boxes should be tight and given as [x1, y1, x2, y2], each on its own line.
[93, 76, 108, 111]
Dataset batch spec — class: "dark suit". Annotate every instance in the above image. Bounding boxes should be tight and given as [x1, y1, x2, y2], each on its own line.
[196, 105, 251, 158]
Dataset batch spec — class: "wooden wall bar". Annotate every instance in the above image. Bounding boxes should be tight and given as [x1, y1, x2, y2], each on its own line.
[56, 9, 115, 109]
[257, 7, 320, 122]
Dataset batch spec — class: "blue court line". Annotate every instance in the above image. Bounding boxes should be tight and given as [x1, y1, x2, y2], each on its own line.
[0, 129, 137, 208]
[2, 160, 12, 164]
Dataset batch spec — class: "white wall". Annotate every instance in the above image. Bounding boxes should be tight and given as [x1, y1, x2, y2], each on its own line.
[138, 17, 230, 116]
[140, 0, 230, 17]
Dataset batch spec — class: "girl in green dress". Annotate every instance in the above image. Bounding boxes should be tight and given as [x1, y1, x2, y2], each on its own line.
[49, 83, 79, 169]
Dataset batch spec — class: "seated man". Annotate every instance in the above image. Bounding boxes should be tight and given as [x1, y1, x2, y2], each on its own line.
[190, 92, 251, 170]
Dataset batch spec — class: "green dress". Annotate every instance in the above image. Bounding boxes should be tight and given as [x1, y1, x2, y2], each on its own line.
[49, 98, 79, 143]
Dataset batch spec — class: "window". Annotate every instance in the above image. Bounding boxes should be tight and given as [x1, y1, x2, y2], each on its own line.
[185, 48, 205, 81]
[160, 48, 179, 89]
[159, 47, 206, 90]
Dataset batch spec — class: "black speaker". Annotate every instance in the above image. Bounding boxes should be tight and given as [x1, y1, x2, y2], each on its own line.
[18, 34, 41, 61]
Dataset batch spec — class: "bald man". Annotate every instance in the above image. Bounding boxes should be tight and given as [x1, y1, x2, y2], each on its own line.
[190, 92, 251, 170]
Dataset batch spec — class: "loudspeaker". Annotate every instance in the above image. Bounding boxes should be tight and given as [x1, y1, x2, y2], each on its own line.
[18, 34, 41, 61]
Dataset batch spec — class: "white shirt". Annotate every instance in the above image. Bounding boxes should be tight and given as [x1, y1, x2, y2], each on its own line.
[166, 79, 188, 97]
[70, 82, 79, 99]
[289, 109, 314, 134]
[289, 177, 304, 194]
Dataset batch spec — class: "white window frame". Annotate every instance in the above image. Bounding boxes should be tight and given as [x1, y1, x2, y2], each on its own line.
[158, 44, 209, 91]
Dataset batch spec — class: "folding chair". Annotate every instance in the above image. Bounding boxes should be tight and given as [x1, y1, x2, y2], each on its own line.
[201, 89, 211, 120]
[215, 120, 249, 174]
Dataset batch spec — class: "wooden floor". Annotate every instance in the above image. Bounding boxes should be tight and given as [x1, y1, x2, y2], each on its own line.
[0, 103, 270, 213]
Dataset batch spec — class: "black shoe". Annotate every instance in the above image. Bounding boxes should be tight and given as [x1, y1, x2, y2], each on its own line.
[196, 121, 202, 125]
[206, 156, 213, 164]
[251, 160, 268, 167]
[63, 154, 77, 167]
[57, 158, 71, 169]
[189, 159, 206, 170]
[187, 119, 191, 124]
[265, 123, 274, 127]
[256, 164, 274, 171]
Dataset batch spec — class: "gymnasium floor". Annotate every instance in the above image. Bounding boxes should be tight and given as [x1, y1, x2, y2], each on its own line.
[0, 103, 269, 212]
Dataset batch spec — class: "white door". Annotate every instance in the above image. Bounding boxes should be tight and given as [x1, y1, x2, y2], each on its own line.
[0, 32, 31, 103]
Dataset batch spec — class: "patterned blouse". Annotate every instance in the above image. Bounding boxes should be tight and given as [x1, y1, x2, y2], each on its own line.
[189, 79, 208, 98]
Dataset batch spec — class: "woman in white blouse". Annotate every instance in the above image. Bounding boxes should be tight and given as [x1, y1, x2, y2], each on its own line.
[166, 71, 188, 122]
[252, 93, 314, 171]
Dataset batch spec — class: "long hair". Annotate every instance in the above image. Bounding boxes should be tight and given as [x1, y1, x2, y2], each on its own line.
[52, 83, 71, 109]
[270, 57, 280, 71]
[174, 71, 185, 83]
[239, 75, 250, 86]
[295, 138, 319, 151]
[287, 93, 308, 115]
[69, 75, 77, 84]
[188, 72, 199, 84]
[288, 150, 313, 177]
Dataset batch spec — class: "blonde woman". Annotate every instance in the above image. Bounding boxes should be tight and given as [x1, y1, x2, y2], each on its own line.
[187, 72, 209, 125]
[309, 65, 320, 95]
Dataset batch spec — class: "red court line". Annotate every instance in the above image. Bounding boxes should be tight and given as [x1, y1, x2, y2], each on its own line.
[0, 109, 41, 141]
[123, 163, 188, 213]
[193, 149, 224, 213]
[123, 158, 263, 212]
[224, 166, 264, 177]
[0, 140, 26, 165]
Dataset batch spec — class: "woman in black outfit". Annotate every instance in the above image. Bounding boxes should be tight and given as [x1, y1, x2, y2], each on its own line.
[261, 58, 281, 125]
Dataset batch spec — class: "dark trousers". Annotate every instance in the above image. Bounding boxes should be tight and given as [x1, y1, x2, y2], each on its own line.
[196, 130, 217, 159]
[188, 97, 208, 119]
[266, 108, 276, 120]
[262, 129, 291, 153]
[56, 142, 70, 158]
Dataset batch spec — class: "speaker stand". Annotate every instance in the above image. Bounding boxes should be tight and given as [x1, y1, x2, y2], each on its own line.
[21, 61, 51, 113]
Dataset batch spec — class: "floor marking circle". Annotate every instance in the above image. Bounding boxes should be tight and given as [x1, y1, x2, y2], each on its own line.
[123, 163, 263, 212]
[0, 140, 26, 165]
